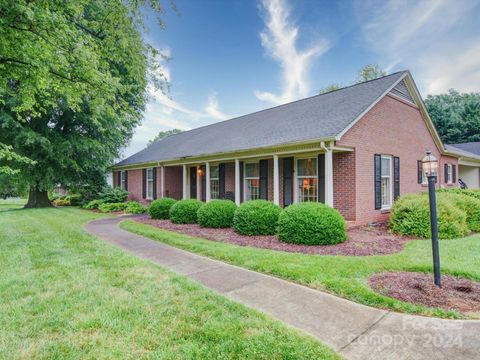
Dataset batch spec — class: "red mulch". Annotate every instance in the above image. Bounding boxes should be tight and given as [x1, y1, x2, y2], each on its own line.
[369, 272, 480, 314]
[135, 218, 412, 256]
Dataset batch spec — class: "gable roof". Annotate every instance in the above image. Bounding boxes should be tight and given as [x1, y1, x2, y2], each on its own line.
[115, 71, 409, 167]
[447, 142, 480, 156]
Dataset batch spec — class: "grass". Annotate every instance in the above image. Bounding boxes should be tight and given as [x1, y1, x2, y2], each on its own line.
[0, 206, 340, 359]
[122, 220, 480, 319]
[0, 198, 26, 211]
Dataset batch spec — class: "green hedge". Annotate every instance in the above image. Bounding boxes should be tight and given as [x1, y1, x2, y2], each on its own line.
[84, 199, 104, 210]
[197, 200, 237, 228]
[99, 187, 128, 204]
[98, 202, 128, 213]
[125, 201, 147, 214]
[149, 198, 176, 219]
[170, 199, 203, 224]
[233, 200, 281, 236]
[277, 202, 347, 245]
[443, 192, 480, 232]
[390, 194, 469, 239]
[53, 199, 70, 207]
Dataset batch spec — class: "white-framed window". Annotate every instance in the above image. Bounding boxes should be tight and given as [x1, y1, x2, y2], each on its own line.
[210, 165, 220, 199]
[296, 157, 318, 202]
[446, 164, 453, 184]
[146, 167, 154, 199]
[120, 171, 126, 190]
[244, 162, 260, 201]
[381, 155, 392, 209]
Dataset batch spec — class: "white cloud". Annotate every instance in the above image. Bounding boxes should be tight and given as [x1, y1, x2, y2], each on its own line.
[255, 0, 329, 105]
[357, 0, 480, 94]
[204, 93, 229, 120]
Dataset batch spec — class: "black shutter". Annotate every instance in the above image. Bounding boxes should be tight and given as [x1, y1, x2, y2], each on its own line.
[452, 165, 457, 183]
[201, 165, 206, 202]
[124, 170, 128, 191]
[239, 161, 244, 203]
[219, 163, 226, 199]
[142, 169, 146, 199]
[374, 154, 381, 210]
[318, 154, 325, 203]
[444, 164, 448, 184]
[283, 157, 294, 206]
[417, 160, 423, 184]
[259, 159, 268, 200]
[190, 166, 197, 199]
[394, 157, 400, 200]
[117, 171, 121, 188]
[152, 168, 157, 199]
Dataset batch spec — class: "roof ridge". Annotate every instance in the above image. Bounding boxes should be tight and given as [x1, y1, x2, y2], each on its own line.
[152, 70, 408, 142]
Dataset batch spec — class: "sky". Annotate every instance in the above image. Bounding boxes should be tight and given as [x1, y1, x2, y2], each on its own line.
[122, 0, 480, 158]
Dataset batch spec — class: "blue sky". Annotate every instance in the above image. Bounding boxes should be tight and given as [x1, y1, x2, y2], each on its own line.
[123, 0, 480, 157]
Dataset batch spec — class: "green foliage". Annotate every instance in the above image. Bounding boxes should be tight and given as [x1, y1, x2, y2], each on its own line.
[169, 199, 203, 224]
[0, 143, 35, 176]
[148, 198, 177, 219]
[197, 200, 237, 228]
[125, 201, 147, 214]
[65, 194, 82, 206]
[147, 129, 183, 146]
[98, 202, 128, 213]
[439, 191, 480, 232]
[390, 194, 469, 239]
[53, 199, 70, 207]
[233, 200, 281, 236]
[0, 0, 169, 203]
[84, 199, 104, 210]
[319, 84, 342, 94]
[355, 64, 386, 83]
[99, 187, 128, 204]
[278, 203, 347, 245]
[425, 89, 480, 144]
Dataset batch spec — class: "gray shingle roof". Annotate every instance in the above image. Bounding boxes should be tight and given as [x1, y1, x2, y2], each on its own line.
[446, 142, 480, 157]
[115, 71, 407, 167]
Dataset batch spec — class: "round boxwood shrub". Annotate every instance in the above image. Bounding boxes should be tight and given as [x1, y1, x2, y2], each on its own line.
[441, 192, 480, 232]
[125, 201, 147, 214]
[277, 202, 347, 245]
[233, 200, 281, 236]
[149, 198, 177, 219]
[169, 199, 203, 224]
[390, 194, 469, 239]
[197, 200, 237, 228]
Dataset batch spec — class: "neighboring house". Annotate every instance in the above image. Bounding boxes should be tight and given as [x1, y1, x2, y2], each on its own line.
[445, 142, 480, 189]
[112, 71, 475, 225]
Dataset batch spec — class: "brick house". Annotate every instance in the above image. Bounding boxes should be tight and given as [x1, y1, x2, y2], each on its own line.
[112, 71, 480, 225]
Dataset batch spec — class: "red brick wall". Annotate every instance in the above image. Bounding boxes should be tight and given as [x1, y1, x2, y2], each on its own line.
[126, 169, 145, 203]
[337, 94, 457, 224]
[333, 152, 356, 221]
[164, 166, 183, 200]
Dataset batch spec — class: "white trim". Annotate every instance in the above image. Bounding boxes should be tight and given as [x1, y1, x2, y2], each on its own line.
[234, 159, 240, 205]
[160, 166, 165, 198]
[294, 156, 319, 203]
[446, 164, 453, 184]
[320, 141, 334, 207]
[380, 155, 393, 210]
[182, 164, 187, 200]
[146, 167, 154, 200]
[205, 162, 211, 202]
[243, 160, 260, 202]
[273, 155, 279, 205]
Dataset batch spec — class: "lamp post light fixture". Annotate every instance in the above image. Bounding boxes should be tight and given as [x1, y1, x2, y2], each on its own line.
[422, 151, 441, 288]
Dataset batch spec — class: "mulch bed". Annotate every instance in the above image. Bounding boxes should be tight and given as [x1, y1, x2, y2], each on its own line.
[369, 272, 480, 314]
[135, 218, 412, 256]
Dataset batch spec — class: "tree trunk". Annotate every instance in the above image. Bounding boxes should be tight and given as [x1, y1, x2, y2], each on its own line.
[25, 189, 52, 208]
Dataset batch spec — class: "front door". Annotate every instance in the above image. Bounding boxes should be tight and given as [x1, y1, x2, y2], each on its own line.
[190, 166, 197, 199]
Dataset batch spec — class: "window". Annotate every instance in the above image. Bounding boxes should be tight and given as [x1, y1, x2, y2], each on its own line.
[245, 162, 260, 201]
[120, 171, 126, 190]
[146, 168, 154, 199]
[381, 155, 392, 209]
[210, 165, 220, 199]
[446, 164, 453, 184]
[297, 158, 318, 202]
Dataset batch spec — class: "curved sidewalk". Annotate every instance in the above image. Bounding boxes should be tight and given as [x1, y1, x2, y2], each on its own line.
[86, 217, 480, 360]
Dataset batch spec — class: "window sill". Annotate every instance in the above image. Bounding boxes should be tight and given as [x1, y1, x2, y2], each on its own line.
[380, 208, 391, 214]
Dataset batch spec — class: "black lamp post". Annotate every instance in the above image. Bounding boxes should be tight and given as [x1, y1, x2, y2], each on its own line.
[422, 151, 441, 288]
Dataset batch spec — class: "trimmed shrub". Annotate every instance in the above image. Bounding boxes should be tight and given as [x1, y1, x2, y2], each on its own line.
[53, 199, 70, 206]
[278, 202, 347, 245]
[98, 202, 128, 213]
[84, 199, 104, 210]
[233, 200, 281, 236]
[170, 199, 203, 224]
[197, 200, 237, 228]
[442, 192, 480, 232]
[390, 194, 468, 239]
[125, 201, 147, 214]
[149, 198, 177, 219]
[65, 194, 82, 206]
[99, 187, 128, 204]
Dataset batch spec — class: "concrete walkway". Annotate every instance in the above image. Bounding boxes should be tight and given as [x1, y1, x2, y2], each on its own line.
[86, 217, 480, 360]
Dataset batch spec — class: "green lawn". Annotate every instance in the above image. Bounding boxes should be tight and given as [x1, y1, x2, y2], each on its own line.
[122, 220, 480, 319]
[0, 198, 26, 211]
[0, 206, 339, 359]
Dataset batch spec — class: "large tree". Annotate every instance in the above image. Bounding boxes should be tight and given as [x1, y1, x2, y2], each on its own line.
[425, 89, 480, 144]
[0, 0, 168, 207]
[147, 128, 183, 146]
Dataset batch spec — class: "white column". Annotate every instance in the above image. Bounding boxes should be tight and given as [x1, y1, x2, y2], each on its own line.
[235, 159, 241, 206]
[273, 155, 280, 206]
[182, 164, 187, 200]
[205, 162, 211, 202]
[196, 166, 201, 200]
[160, 166, 165, 198]
[325, 148, 334, 207]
